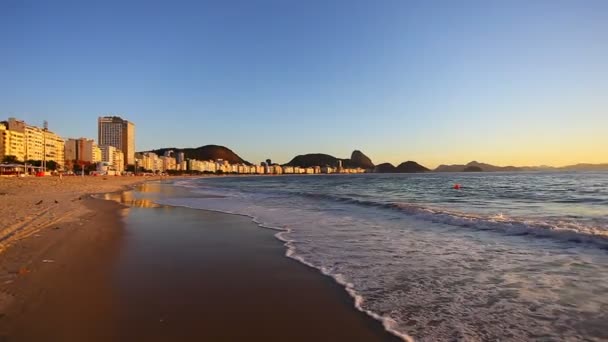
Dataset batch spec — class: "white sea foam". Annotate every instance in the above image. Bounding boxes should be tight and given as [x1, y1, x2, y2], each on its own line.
[387, 202, 608, 248]
[156, 196, 416, 341]
[163, 176, 608, 341]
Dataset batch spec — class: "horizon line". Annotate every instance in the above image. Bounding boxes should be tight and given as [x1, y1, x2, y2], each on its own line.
[139, 145, 608, 169]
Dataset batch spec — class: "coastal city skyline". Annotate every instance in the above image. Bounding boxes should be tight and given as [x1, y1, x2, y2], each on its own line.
[1, 114, 607, 172]
[2, 1, 607, 168]
[0, 115, 373, 175]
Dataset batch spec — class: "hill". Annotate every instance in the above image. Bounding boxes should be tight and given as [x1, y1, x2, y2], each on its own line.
[284, 150, 375, 169]
[435, 161, 520, 172]
[463, 165, 483, 172]
[559, 163, 608, 171]
[349, 150, 375, 169]
[284, 153, 341, 168]
[467, 161, 520, 172]
[374, 161, 429, 173]
[396, 161, 430, 173]
[374, 163, 397, 173]
[434, 164, 467, 172]
[147, 145, 251, 165]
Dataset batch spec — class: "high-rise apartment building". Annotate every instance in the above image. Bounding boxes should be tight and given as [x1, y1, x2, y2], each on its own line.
[98, 116, 135, 166]
[6, 118, 64, 168]
[0, 122, 25, 161]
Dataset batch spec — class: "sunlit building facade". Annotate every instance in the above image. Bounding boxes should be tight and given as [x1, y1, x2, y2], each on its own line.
[98, 116, 135, 166]
[65, 138, 101, 164]
[100, 145, 125, 172]
[0, 123, 25, 161]
[6, 118, 64, 168]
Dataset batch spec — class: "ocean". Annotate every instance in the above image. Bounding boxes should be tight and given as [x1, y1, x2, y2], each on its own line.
[162, 172, 608, 341]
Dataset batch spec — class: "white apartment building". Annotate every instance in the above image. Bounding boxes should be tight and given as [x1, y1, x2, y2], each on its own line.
[100, 145, 125, 173]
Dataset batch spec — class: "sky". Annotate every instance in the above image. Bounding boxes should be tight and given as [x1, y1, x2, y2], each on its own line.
[1, 0, 607, 168]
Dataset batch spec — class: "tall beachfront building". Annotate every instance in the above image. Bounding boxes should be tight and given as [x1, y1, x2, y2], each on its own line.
[0, 122, 25, 161]
[4, 118, 64, 168]
[98, 116, 135, 166]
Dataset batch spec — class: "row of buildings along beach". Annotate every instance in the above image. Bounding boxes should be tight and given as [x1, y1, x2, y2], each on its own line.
[138, 150, 366, 175]
[1, 115, 366, 175]
[0, 116, 134, 174]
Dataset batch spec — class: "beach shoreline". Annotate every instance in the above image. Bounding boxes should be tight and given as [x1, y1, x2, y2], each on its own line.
[0, 179, 402, 341]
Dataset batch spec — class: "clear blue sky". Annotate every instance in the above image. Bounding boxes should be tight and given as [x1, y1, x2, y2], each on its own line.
[1, 0, 607, 167]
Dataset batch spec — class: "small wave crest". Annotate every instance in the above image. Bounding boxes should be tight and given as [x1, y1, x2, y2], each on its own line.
[174, 181, 608, 249]
[293, 192, 608, 249]
[392, 202, 608, 249]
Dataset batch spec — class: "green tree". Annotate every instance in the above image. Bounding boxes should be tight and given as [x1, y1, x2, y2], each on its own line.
[46, 161, 59, 171]
[2, 155, 19, 163]
[26, 160, 42, 167]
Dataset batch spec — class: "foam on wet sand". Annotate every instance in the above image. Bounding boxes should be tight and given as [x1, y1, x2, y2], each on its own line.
[0, 180, 399, 341]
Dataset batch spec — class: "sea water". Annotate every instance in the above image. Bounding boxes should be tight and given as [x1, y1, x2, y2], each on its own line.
[161, 172, 608, 341]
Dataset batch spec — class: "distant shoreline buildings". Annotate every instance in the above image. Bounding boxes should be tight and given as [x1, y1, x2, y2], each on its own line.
[135, 150, 366, 175]
[1, 115, 367, 176]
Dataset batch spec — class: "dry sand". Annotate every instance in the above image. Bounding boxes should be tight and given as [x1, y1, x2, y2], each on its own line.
[0, 176, 146, 254]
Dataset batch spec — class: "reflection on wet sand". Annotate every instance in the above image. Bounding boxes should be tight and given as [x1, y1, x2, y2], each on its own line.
[102, 181, 202, 209]
[102, 190, 161, 208]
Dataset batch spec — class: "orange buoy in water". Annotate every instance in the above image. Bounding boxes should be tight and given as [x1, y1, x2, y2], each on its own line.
[453, 184, 461, 190]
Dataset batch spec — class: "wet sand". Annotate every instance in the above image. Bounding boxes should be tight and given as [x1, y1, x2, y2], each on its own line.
[0, 198, 126, 341]
[0, 183, 400, 341]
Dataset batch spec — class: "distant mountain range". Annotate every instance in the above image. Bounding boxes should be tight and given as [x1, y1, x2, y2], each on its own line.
[143, 145, 608, 172]
[552, 163, 608, 171]
[284, 150, 430, 172]
[435, 161, 520, 172]
[435, 161, 608, 172]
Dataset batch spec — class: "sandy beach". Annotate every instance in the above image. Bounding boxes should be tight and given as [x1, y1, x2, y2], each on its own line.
[0, 176, 146, 254]
[0, 179, 399, 341]
[0, 197, 126, 341]
[0, 176, 145, 335]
